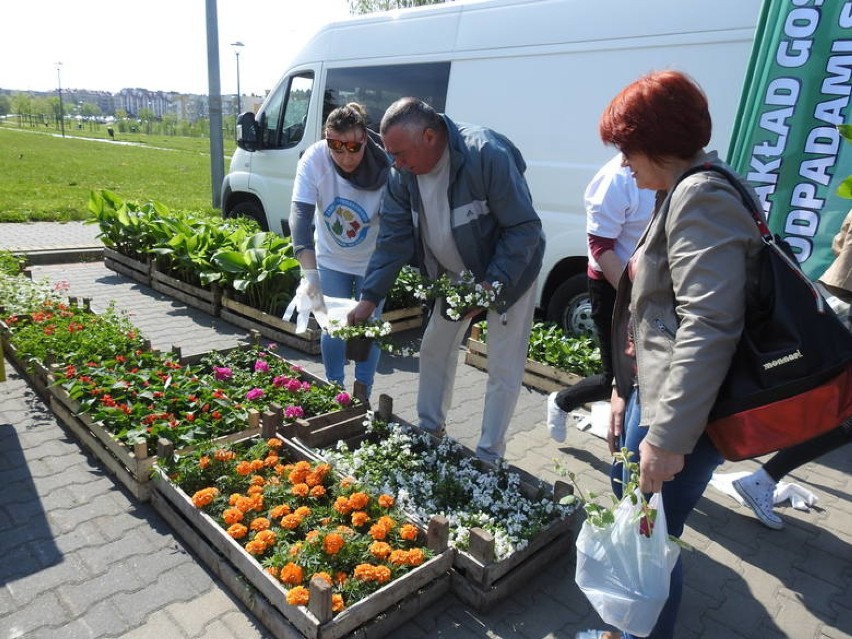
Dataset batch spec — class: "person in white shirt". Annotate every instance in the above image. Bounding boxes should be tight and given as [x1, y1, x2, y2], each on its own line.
[289, 103, 390, 399]
[546, 154, 654, 442]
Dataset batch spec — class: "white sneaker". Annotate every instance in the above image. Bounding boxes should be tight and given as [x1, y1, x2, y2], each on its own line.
[733, 468, 784, 530]
[546, 392, 568, 442]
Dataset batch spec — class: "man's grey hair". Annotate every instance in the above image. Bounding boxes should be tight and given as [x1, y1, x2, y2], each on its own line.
[380, 97, 444, 136]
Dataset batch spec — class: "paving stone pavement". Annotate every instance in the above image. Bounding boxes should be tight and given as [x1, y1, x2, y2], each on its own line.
[0, 222, 850, 639]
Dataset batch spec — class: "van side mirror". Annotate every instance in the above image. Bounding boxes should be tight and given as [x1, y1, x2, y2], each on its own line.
[236, 111, 258, 151]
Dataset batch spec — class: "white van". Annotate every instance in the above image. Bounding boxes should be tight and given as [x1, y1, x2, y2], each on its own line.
[221, 0, 760, 335]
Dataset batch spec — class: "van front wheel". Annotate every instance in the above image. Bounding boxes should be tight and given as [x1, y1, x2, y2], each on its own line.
[229, 200, 269, 232]
[545, 274, 596, 338]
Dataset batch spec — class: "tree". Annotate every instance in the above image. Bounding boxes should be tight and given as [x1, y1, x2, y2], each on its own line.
[0, 94, 10, 117]
[349, 0, 449, 14]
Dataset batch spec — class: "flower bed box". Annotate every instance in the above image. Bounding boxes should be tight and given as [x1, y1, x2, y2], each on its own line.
[220, 292, 322, 355]
[46, 377, 262, 501]
[103, 247, 152, 287]
[301, 410, 578, 612]
[465, 325, 583, 394]
[149, 435, 454, 639]
[150, 265, 222, 316]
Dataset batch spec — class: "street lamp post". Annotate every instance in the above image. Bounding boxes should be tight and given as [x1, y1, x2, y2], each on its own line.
[231, 41, 244, 116]
[55, 62, 65, 138]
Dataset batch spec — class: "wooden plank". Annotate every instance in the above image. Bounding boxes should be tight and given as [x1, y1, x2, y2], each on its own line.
[464, 351, 567, 394]
[220, 308, 321, 355]
[450, 527, 573, 612]
[150, 268, 221, 315]
[103, 247, 151, 286]
[466, 338, 583, 387]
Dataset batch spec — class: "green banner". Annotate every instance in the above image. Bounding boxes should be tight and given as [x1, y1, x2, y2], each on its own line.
[728, 0, 852, 279]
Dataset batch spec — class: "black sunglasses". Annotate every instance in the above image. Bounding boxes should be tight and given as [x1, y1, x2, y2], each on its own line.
[326, 138, 365, 153]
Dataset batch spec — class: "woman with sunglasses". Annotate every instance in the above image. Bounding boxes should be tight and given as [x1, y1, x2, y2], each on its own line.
[290, 102, 390, 400]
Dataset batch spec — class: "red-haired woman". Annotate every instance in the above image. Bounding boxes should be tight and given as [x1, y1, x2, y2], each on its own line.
[602, 70, 764, 639]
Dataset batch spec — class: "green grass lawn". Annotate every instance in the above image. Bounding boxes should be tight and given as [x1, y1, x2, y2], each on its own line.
[0, 125, 237, 222]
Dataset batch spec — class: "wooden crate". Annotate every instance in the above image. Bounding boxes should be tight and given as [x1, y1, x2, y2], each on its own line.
[465, 325, 582, 394]
[103, 247, 152, 286]
[150, 266, 222, 316]
[220, 293, 322, 355]
[381, 306, 423, 334]
[150, 435, 454, 639]
[47, 379, 262, 501]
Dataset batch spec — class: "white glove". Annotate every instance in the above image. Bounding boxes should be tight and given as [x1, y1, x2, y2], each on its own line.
[302, 269, 327, 316]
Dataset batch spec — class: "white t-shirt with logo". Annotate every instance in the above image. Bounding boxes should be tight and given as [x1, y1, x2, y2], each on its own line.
[292, 141, 384, 276]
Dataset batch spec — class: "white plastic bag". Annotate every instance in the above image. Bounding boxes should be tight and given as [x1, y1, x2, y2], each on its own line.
[283, 280, 358, 334]
[575, 490, 680, 637]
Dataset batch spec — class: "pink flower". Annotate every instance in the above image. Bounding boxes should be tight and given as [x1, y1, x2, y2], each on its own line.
[284, 405, 304, 418]
[301, 382, 312, 391]
[272, 375, 289, 388]
[213, 366, 233, 381]
[266, 342, 278, 351]
[254, 360, 270, 373]
[285, 379, 302, 392]
[246, 388, 265, 401]
[335, 392, 352, 405]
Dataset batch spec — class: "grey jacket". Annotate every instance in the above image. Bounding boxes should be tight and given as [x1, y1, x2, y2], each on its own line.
[360, 115, 544, 313]
[611, 152, 764, 454]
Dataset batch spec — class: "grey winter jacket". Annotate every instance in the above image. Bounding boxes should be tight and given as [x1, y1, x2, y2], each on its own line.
[611, 152, 764, 454]
[360, 115, 545, 313]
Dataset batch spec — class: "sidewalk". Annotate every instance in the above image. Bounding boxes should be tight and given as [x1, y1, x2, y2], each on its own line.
[1, 222, 850, 639]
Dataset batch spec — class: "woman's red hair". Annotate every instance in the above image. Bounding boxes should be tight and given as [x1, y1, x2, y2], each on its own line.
[599, 70, 711, 163]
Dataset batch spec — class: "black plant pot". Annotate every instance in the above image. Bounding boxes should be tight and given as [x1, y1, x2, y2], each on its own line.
[345, 337, 374, 362]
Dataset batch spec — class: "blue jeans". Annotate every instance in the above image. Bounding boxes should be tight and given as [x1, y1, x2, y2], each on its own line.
[317, 267, 383, 396]
[610, 389, 723, 639]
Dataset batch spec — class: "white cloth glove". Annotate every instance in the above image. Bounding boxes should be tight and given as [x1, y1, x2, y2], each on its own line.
[775, 481, 818, 511]
[302, 269, 327, 315]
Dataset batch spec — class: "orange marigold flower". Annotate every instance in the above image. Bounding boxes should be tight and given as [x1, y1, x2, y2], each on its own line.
[280, 562, 304, 586]
[265, 566, 279, 579]
[264, 454, 279, 467]
[347, 492, 369, 510]
[267, 438, 282, 449]
[335, 571, 347, 585]
[247, 485, 264, 496]
[333, 496, 351, 515]
[340, 476, 355, 488]
[281, 514, 301, 530]
[286, 585, 310, 606]
[369, 523, 388, 540]
[331, 593, 345, 613]
[274, 464, 287, 475]
[309, 485, 326, 498]
[354, 564, 375, 581]
[291, 483, 309, 497]
[369, 541, 392, 560]
[399, 523, 418, 541]
[269, 504, 290, 520]
[235, 495, 255, 513]
[250, 517, 271, 531]
[229, 493, 242, 506]
[373, 565, 391, 584]
[222, 507, 244, 525]
[351, 511, 370, 527]
[245, 539, 267, 556]
[304, 471, 322, 487]
[323, 533, 345, 555]
[199, 456, 210, 469]
[250, 494, 265, 512]
[235, 461, 252, 476]
[255, 529, 276, 546]
[250, 474, 266, 486]
[294, 506, 311, 518]
[389, 549, 408, 565]
[288, 461, 311, 485]
[407, 548, 425, 566]
[227, 523, 248, 539]
[378, 494, 394, 508]
[377, 515, 396, 530]
[305, 529, 320, 543]
[214, 449, 236, 462]
[250, 459, 264, 471]
[191, 487, 219, 508]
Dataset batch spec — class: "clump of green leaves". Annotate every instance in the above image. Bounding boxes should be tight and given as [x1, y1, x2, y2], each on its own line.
[0, 250, 25, 276]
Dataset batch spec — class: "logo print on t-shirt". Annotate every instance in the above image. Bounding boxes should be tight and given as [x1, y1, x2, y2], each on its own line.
[323, 197, 370, 248]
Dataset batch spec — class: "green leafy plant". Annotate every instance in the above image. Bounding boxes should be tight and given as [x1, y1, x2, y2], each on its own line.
[0, 249, 25, 276]
[477, 320, 601, 377]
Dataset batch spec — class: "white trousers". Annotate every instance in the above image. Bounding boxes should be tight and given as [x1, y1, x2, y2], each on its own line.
[417, 281, 537, 461]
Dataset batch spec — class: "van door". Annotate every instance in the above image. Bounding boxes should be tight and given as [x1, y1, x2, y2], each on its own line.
[248, 68, 318, 235]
